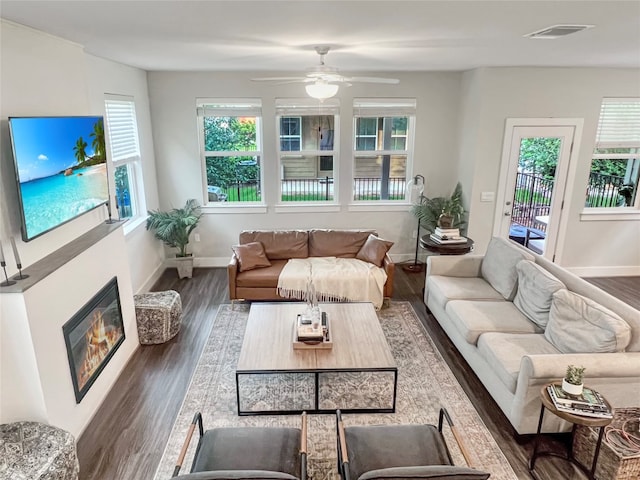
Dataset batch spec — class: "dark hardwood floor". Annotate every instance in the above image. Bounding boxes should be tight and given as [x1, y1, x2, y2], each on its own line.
[77, 267, 638, 479]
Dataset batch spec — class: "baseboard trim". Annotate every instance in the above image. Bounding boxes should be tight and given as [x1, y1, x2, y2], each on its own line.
[137, 262, 168, 293]
[566, 265, 640, 277]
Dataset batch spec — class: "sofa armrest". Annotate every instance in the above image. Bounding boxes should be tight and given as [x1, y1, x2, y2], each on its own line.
[426, 255, 484, 278]
[228, 254, 239, 300]
[520, 352, 640, 381]
[382, 254, 394, 297]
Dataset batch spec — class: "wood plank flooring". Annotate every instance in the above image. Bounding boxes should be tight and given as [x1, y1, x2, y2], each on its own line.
[77, 266, 638, 480]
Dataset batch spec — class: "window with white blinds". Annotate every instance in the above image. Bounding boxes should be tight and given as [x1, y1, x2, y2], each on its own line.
[275, 98, 339, 203]
[586, 98, 640, 209]
[104, 94, 143, 220]
[352, 98, 416, 202]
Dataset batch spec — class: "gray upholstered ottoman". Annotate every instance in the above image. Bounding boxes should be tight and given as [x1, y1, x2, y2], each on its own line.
[134, 290, 182, 344]
[0, 421, 79, 480]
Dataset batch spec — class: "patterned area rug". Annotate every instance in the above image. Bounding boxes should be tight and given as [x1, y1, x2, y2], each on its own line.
[154, 302, 517, 480]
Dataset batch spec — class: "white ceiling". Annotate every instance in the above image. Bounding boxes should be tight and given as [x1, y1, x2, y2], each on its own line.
[2, 1, 639, 72]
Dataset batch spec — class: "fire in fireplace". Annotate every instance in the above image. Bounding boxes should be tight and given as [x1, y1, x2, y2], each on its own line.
[63, 277, 125, 403]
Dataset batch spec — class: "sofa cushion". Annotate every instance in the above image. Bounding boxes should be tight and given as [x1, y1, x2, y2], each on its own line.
[513, 260, 565, 328]
[236, 260, 288, 288]
[359, 466, 490, 480]
[446, 300, 543, 345]
[308, 229, 375, 258]
[477, 333, 560, 393]
[356, 234, 394, 267]
[480, 237, 534, 300]
[426, 276, 504, 311]
[545, 289, 632, 353]
[239, 230, 308, 260]
[232, 242, 272, 272]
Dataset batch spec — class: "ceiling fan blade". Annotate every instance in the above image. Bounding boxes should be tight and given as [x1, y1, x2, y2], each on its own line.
[346, 76, 400, 84]
[251, 77, 307, 82]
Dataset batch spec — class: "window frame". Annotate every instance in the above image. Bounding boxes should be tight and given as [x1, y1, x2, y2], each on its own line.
[197, 98, 264, 207]
[352, 98, 417, 204]
[104, 94, 146, 227]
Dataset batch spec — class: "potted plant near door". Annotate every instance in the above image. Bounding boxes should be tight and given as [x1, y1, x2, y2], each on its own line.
[146, 199, 202, 278]
[411, 182, 467, 233]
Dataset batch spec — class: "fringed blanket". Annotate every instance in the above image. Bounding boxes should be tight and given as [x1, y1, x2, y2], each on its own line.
[276, 257, 387, 309]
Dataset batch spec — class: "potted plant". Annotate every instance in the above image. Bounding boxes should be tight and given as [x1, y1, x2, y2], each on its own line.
[562, 364, 585, 396]
[411, 182, 467, 233]
[146, 198, 202, 278]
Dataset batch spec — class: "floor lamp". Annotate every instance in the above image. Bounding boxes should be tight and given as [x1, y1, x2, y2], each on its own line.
[403, 175, 425, 273]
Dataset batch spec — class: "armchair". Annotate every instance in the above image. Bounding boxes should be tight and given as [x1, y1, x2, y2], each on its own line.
[172, 412, 308, 480]
[336, 408, 490, 480]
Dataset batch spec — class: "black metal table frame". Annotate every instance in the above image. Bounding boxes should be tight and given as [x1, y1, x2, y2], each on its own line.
[236, 367, 398, 416]
[529, 403, 607, 480]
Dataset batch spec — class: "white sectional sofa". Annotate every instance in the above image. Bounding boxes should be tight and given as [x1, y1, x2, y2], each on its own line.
[424, 237, 640, 435]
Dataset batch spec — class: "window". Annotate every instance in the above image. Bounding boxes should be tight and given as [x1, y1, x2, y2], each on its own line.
[197, 99, 262, 203]
[353, 99, 416, 201]
[104, 95, 144, 221]
[276, 99, 339, 202]
[586, 98, 640, 208]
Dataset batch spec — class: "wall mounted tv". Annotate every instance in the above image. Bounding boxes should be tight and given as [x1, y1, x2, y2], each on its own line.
[9, 116, 109, 241]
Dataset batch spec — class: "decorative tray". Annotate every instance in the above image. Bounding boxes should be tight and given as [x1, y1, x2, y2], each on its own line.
[293, 312, 332, 350]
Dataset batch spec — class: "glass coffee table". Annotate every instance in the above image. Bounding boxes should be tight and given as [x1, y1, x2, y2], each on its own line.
[236, 302, 398, 415]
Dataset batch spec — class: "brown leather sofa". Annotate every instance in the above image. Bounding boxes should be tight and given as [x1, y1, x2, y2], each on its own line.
[228, 229, 394, 303]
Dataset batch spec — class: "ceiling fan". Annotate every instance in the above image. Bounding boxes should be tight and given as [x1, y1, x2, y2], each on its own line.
[251, 46, 399, 99]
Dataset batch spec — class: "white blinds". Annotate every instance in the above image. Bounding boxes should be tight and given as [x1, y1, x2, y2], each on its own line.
[275, 98, 340, 116]
[595, 98, 640, 148]
[197, 99, 262, 117]
[353, 98, 417, 117]
[105, 95, 140, 162]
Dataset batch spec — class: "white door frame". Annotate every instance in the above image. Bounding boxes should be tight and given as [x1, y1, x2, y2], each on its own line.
[493, 118, 584, 263]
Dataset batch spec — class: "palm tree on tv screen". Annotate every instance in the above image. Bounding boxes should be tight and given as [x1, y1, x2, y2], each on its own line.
[90, 119, 106, 161]
[74, 137, 88, 165]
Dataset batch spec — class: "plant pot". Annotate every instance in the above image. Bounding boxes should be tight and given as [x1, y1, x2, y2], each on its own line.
[175, 256, 194, 279]
[562, 378, 584, 396]
[438, 213, 454, 229]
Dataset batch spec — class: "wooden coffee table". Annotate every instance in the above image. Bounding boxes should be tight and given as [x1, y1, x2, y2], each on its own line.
[236, 302, 398, 415]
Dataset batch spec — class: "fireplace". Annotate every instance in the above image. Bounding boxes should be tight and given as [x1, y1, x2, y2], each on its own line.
[62, 277, 125, 403]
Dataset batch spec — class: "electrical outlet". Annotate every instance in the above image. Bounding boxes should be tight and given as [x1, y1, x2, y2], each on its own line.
[194, 233, 201, 242]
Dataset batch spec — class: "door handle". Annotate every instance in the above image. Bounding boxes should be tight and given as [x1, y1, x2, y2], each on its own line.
[504, 212, 511, 216]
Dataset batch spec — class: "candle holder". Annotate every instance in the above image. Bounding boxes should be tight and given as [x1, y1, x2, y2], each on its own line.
[12, 263, 29, 281]
[0, 261, 16, 287]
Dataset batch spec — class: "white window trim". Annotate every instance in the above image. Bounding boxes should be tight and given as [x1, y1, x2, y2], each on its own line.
[275, 98, 340, 206]
[104, 94, 146, 228]
[197, 98, 264, 205]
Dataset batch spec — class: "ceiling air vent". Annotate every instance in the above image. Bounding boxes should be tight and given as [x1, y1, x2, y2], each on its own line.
[525, 24, 594, 39]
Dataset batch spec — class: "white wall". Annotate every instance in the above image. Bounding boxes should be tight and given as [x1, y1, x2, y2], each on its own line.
[147, 71, 463, 263]
[461, 67, 640, 274]
[0, 20, 162, 435]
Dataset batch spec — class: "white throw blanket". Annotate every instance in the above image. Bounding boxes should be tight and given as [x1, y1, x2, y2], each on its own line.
[277, 257, 387, 309]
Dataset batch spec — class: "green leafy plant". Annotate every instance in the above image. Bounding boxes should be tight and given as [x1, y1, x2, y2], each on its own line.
[565, 365, 585, 386]
[411, 182, 467, 233]
[146, 199, 202, 257]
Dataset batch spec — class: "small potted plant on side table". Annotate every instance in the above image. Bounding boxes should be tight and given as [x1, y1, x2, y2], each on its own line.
[146, 199, 202, 279]
[562, 364, 585, 396]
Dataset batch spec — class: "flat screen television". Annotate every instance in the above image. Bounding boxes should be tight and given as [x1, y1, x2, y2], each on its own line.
[8, 116, 109, 241]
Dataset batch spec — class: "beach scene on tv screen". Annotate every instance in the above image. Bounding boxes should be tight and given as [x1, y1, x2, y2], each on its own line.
[10, 117, 108, 240]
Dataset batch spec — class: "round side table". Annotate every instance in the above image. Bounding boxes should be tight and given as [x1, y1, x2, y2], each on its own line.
[529, 383, 613, 480]
[419, 235, 474, 255]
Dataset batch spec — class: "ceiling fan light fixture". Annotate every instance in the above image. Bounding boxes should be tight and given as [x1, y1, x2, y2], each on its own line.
[305, 81, 339, 100]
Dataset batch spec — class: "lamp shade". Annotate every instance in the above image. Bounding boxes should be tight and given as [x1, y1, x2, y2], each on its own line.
[305, 81, 339, 100]
[406, 174, 425, 204]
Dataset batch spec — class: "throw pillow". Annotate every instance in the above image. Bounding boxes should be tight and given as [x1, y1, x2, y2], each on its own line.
[545, 289, 632, 353]
[356, 234, 394, 267]
[231, 242, 272, 272]
[480, 237, 535, 300]
[513, 260, 565, 328]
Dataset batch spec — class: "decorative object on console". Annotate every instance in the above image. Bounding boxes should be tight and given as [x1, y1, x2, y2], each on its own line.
[146, 198, 202, 278]
[10, 236, 29, 280]
[563, 365, 586, 396]
[0, 240, 16, 287]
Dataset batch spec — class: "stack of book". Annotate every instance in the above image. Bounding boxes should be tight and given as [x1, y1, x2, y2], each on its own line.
[547, 384, 613, 418]
[430, 227, 467, 244]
